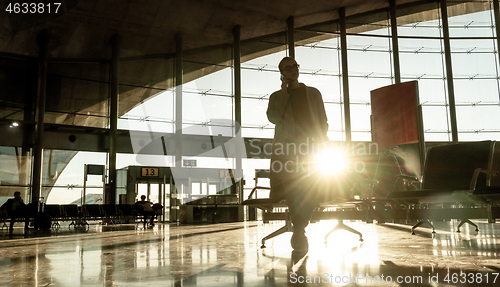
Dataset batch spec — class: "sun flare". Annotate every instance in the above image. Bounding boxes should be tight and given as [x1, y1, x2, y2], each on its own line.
[316, 148, 348, 174]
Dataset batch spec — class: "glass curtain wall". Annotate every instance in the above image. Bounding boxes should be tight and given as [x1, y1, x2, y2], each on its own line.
[181, 46, 234, 169]
[346, 11, 394, 141]
[0, 146, 31, 203]
[0, 57, 35, 203]
[41, 59, 176, 204]
[40, 62, 109, 204]
[240, 34, 288, 199]
[46, 62, 110, 128]
[181, 46, 236, 202]
[46, 150, 107, 204]
[118, 58, 175, 168]
[240, 34, 288, 139]
[294, 24, 345, 141]
[119, 58, 175, 133]
[41, 58, 176, 204]
[397, 2, 449, 142]
[447, 0, 500, 140]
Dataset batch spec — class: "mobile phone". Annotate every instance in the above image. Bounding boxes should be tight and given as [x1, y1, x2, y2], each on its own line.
[280, 73, 288, 88]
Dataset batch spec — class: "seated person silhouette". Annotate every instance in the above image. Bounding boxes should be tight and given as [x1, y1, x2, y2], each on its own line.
[1, 191, 26, 232]
[134, 195, 155, 228]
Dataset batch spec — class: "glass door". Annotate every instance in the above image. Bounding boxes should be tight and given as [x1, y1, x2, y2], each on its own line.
[136, 183, 148, 202]
[163, 183, 170, 222]
[135, 180, 166, 222]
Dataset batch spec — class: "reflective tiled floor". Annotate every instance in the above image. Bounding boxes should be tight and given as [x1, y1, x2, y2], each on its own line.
[1, 219, 500, 286]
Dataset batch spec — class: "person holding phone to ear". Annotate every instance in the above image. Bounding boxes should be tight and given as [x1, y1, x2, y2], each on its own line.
[267, 57, 329, 252]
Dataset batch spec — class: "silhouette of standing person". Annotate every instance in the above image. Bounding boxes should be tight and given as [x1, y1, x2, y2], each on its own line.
[267, 57, 328, 252]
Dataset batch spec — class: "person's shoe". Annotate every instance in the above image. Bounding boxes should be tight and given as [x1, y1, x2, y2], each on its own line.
[291, 231, 309, 252]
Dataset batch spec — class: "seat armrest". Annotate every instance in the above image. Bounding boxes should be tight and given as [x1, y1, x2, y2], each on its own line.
[395, 174, 420, 190]
[247, 186, 271, 200]
[396, 174, 418, 181]
[470, 168, 499, 190]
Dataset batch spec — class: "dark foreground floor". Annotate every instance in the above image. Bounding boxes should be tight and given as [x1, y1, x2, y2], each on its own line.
[1, 219, 500, 286]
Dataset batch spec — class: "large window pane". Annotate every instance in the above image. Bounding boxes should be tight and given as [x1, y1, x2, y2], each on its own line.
[0, 58, 35, 122]
[450, 41, 497, 77]
[346, 12, 393, 140]
[447, 1, 495, 38]
[118, 58, 175, 133]
[447, 1, 500, 139]
[45, 150, 105, 204]
[350, 105, 372, 142]
[241, 34, 287, 139]
[397, 1, 449, 142]
[47, 62, 110, 128]
[397, 2, 442, 37]
[422, 105, 451, 141]
[0, 146, 31, 203]
[119, 90, 175, 133]
[454, 79, 499, 103]
[457, 105, 500, 129]
[241, 98, 273, 138]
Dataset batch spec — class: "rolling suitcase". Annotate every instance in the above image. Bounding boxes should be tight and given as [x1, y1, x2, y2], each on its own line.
[34, 212, 52, 229]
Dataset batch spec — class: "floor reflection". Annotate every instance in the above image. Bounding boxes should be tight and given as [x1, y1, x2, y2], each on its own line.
[0, 220, 500, 286]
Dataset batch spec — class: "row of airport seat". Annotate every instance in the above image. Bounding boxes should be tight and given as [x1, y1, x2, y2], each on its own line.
[1, 204, 143, 230]
[46, 204, 143, 228]
[243, 140, 500, 247]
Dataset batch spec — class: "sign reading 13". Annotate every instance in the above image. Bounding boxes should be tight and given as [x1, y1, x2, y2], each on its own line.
[141, 168, 159, 177]
[220, 170, 234, 178]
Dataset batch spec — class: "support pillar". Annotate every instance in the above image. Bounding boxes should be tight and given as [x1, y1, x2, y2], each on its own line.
[339, 8, 352, 142]
[175, 32, 183, 168]
[108, 34, 121, 204]
[440, 0, 459, 143]
[494, 0, 500, 86]
[21, 61, 37, 200]
[233, 25, 242, 168]
[287, 16, 295, 58]
[390, 0, 401, 84]
[32, 29, 49, 201]
[233, 25, 243, 204]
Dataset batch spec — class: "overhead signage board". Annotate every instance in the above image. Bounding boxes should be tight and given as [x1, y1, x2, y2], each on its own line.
[141, 167, 160, 177]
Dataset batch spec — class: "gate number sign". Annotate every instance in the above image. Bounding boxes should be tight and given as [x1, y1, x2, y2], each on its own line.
[141, 167, 159, 177]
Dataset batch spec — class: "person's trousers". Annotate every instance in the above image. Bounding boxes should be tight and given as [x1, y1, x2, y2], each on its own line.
[9, 211, 25, 230]
[141, 211, 155, 226]
[274, 173, 319, 232]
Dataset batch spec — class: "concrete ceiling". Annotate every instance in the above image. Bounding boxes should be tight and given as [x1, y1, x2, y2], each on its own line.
[1, 0, 421, 60]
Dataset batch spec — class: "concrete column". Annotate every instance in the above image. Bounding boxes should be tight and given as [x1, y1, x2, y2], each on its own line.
[233, 25, 243, 203]
[21, 61, 37, 199]
[287, 16, 295, 58]
[440, 0, 459, 143]
[175, 32, 183, 168]
[32, 29, 49, 201]
[108, 34, 121, 204]
[339, 8, 352, 142]
[233, 25, 242, 134]
[390, 0, 401, 84]
[233, 25, 242, 168]
[494, 0, 500, 78]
